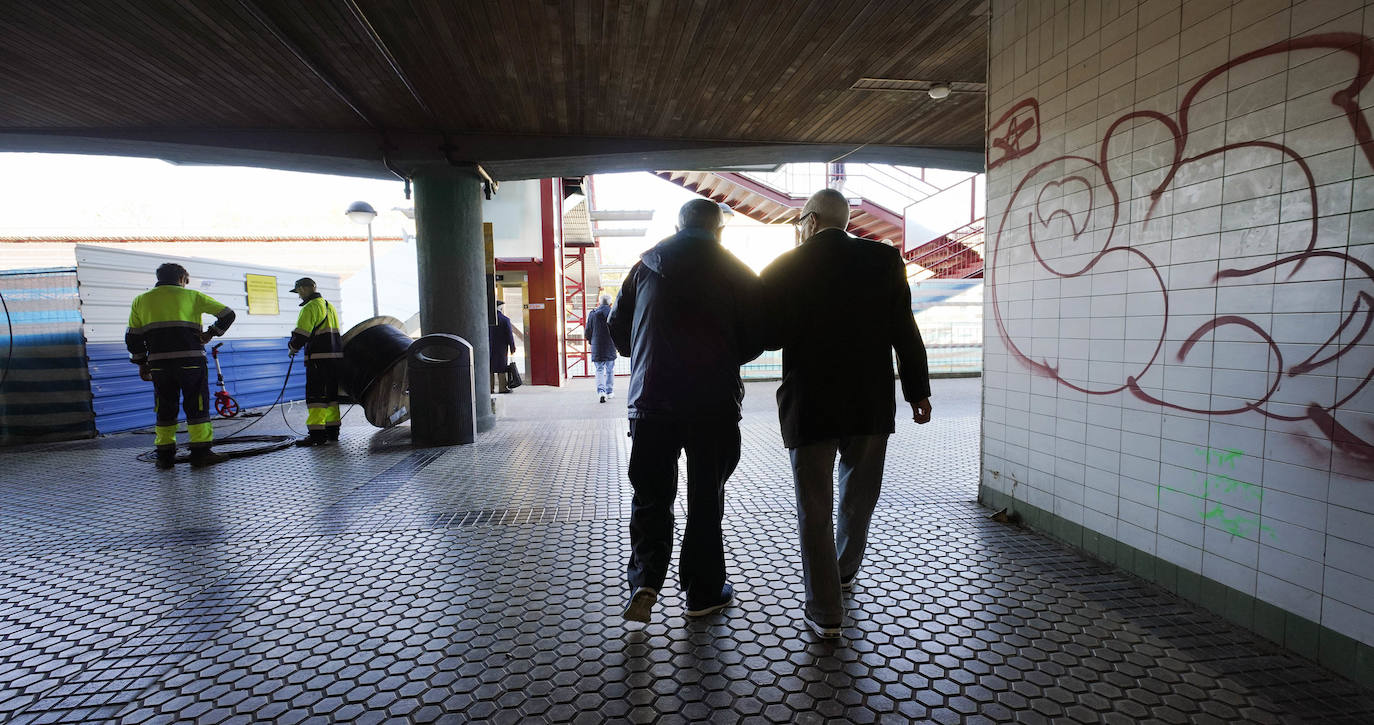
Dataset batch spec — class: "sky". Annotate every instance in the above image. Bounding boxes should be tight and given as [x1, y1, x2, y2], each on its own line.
[0, 153, 795, 271]
[0, 153, 414, 238]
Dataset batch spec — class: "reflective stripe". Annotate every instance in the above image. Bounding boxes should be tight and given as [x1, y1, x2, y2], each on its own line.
[305, 351, 345, 360]
[306, 408, 326, 427]
[188, 421, 213, 444]
[146, 350, 206, 361]
[154, 424, 177, 447]
[135, 320, 202, 332]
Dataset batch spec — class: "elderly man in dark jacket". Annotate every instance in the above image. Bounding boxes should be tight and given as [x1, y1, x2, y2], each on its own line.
[586, 293, 617, 403]
[609, 198, 763, 624]
[760, 188, 932, 638]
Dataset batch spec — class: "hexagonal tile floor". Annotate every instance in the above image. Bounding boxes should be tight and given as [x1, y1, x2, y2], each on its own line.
[1, 378, 1370, 723]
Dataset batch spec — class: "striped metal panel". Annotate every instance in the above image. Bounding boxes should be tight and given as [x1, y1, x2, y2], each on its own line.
[0, 268, 97, 444]
[87, 337, 306, 434]
[75, 245, 340, 434]
[74, 244, 341, 343]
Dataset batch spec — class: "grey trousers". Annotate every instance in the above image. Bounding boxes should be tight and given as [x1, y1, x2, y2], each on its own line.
[789, 434, 889, 623]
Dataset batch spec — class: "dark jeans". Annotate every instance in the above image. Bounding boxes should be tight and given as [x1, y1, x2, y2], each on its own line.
[150, 360, 212, 452]
[626, 418, 740, 606]
[790, 434, 888, 623]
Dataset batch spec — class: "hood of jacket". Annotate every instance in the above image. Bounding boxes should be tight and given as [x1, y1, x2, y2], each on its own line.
[639, 227, 720, 278]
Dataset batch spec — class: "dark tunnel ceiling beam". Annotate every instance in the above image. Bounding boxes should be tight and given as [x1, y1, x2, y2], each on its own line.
[0, 128, 984, 181]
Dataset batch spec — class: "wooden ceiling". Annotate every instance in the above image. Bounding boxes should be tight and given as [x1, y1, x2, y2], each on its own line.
[0, 0, 989, 180]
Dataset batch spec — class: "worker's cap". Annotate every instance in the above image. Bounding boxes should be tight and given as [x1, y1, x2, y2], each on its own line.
[496, 300, 505, 307]
[290, 277, 317, 293]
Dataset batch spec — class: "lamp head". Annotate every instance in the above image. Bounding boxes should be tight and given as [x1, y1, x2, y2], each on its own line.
[346, 200, 378, 225]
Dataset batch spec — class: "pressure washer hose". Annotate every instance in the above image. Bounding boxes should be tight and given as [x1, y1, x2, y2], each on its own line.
[133, 347, 357, 463]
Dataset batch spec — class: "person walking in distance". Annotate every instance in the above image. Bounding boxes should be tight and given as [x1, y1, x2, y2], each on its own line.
[609, 199, 763, 624]
[287, 278, 343, 446]
[760, 189, 932, 638]
[586, 292, 617, 403]
[125, 263, 237, 469]
[490, 301, 517, 393]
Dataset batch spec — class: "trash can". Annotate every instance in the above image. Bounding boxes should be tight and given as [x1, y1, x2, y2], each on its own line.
[406, 334, 475, 447]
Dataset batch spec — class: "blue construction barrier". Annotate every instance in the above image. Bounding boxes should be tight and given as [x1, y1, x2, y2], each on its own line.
[87, 337, 306, 434]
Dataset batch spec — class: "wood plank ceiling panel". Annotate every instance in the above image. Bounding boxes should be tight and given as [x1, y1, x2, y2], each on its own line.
[1, 0, 989, 151]
[0, 0, 363, 128]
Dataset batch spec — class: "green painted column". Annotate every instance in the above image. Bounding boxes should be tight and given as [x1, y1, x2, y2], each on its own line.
[413, 166, 494, 433]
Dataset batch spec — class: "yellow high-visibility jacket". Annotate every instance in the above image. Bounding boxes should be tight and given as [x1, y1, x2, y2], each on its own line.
[289, 294, 342, 361]
[125, 283, 235, 364]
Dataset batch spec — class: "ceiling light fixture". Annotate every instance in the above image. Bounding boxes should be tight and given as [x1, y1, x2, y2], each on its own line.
[927, 83, 952, 100]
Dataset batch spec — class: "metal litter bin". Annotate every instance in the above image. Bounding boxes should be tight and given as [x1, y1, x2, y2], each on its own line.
[407, 334, 475, 446]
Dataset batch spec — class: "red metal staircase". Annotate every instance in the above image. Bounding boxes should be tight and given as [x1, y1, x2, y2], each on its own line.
[653, 167, 986, 282]
[652, 170, 905, 246]
[903, 223, 984, 279]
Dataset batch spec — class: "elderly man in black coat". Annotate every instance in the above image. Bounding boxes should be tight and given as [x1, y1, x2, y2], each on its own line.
[760, 188, 932, 638]
[609, 198, 763, 624]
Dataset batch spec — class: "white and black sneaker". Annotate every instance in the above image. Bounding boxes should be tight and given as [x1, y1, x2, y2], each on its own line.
[599, 394, 607, 404]
[804, 612, 842, 639]
[623, 587, 657, 623]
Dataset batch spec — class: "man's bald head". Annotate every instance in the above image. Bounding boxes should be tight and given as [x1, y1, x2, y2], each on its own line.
[801, 188, 851, 231]
[678, 198, 725, 231]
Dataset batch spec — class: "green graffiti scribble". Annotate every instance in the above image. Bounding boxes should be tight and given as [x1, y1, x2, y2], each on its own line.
[1167, 447, 1276, 541]
[1202, 506, 1277, 540]
[1206, 473, 1262, 502]
[1195, 446, 1244, 468]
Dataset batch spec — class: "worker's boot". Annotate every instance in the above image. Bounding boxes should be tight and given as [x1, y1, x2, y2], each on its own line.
[295, 431, 328, 447]
[326, 427, 340, 443]
[189, 448, 229, 467]
[155, 449, 176, 470]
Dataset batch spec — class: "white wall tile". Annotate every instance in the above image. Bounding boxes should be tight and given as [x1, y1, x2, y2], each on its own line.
[985, 0, 1374, 648]
[1257, 572, 1322, 621]
[1322, 597, 1374, 645]
[1259, 544, 1323, 592]
[1204, 551, 1258, 595]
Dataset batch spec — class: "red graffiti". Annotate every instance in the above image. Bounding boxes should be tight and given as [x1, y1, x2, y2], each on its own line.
[989, 34, 1374, 464]
[987, 98, 1040, 170]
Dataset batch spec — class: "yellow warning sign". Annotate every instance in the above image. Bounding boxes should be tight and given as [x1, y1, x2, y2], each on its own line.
[245, 274, 279, 315]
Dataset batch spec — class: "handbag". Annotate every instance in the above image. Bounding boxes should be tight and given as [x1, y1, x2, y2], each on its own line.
[506, 361, 524, 389]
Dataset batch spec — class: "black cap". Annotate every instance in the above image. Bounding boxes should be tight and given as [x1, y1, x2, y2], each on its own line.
[290, 277, 316, 293]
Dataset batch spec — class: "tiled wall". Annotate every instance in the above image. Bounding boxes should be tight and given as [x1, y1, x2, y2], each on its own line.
[982, 0, 1374, 658]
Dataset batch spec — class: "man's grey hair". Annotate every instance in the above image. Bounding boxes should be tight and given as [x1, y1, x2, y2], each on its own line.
[678, 198, 725, 230]
[599, 293, 613, 306]
[801, 188, 851, 231]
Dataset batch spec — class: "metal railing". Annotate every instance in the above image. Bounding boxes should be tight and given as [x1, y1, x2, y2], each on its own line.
[739, 163, 961, 214]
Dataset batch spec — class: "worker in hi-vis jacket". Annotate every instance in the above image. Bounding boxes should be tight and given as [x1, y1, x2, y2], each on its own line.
[125, 262, 237, 469]
[287, 277, 343, 447]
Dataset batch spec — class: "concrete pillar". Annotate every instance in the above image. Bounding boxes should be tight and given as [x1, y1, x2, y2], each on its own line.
[413, 166, 494, 433]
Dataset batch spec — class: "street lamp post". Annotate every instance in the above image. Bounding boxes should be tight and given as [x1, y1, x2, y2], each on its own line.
[346, 201, 380, 317]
